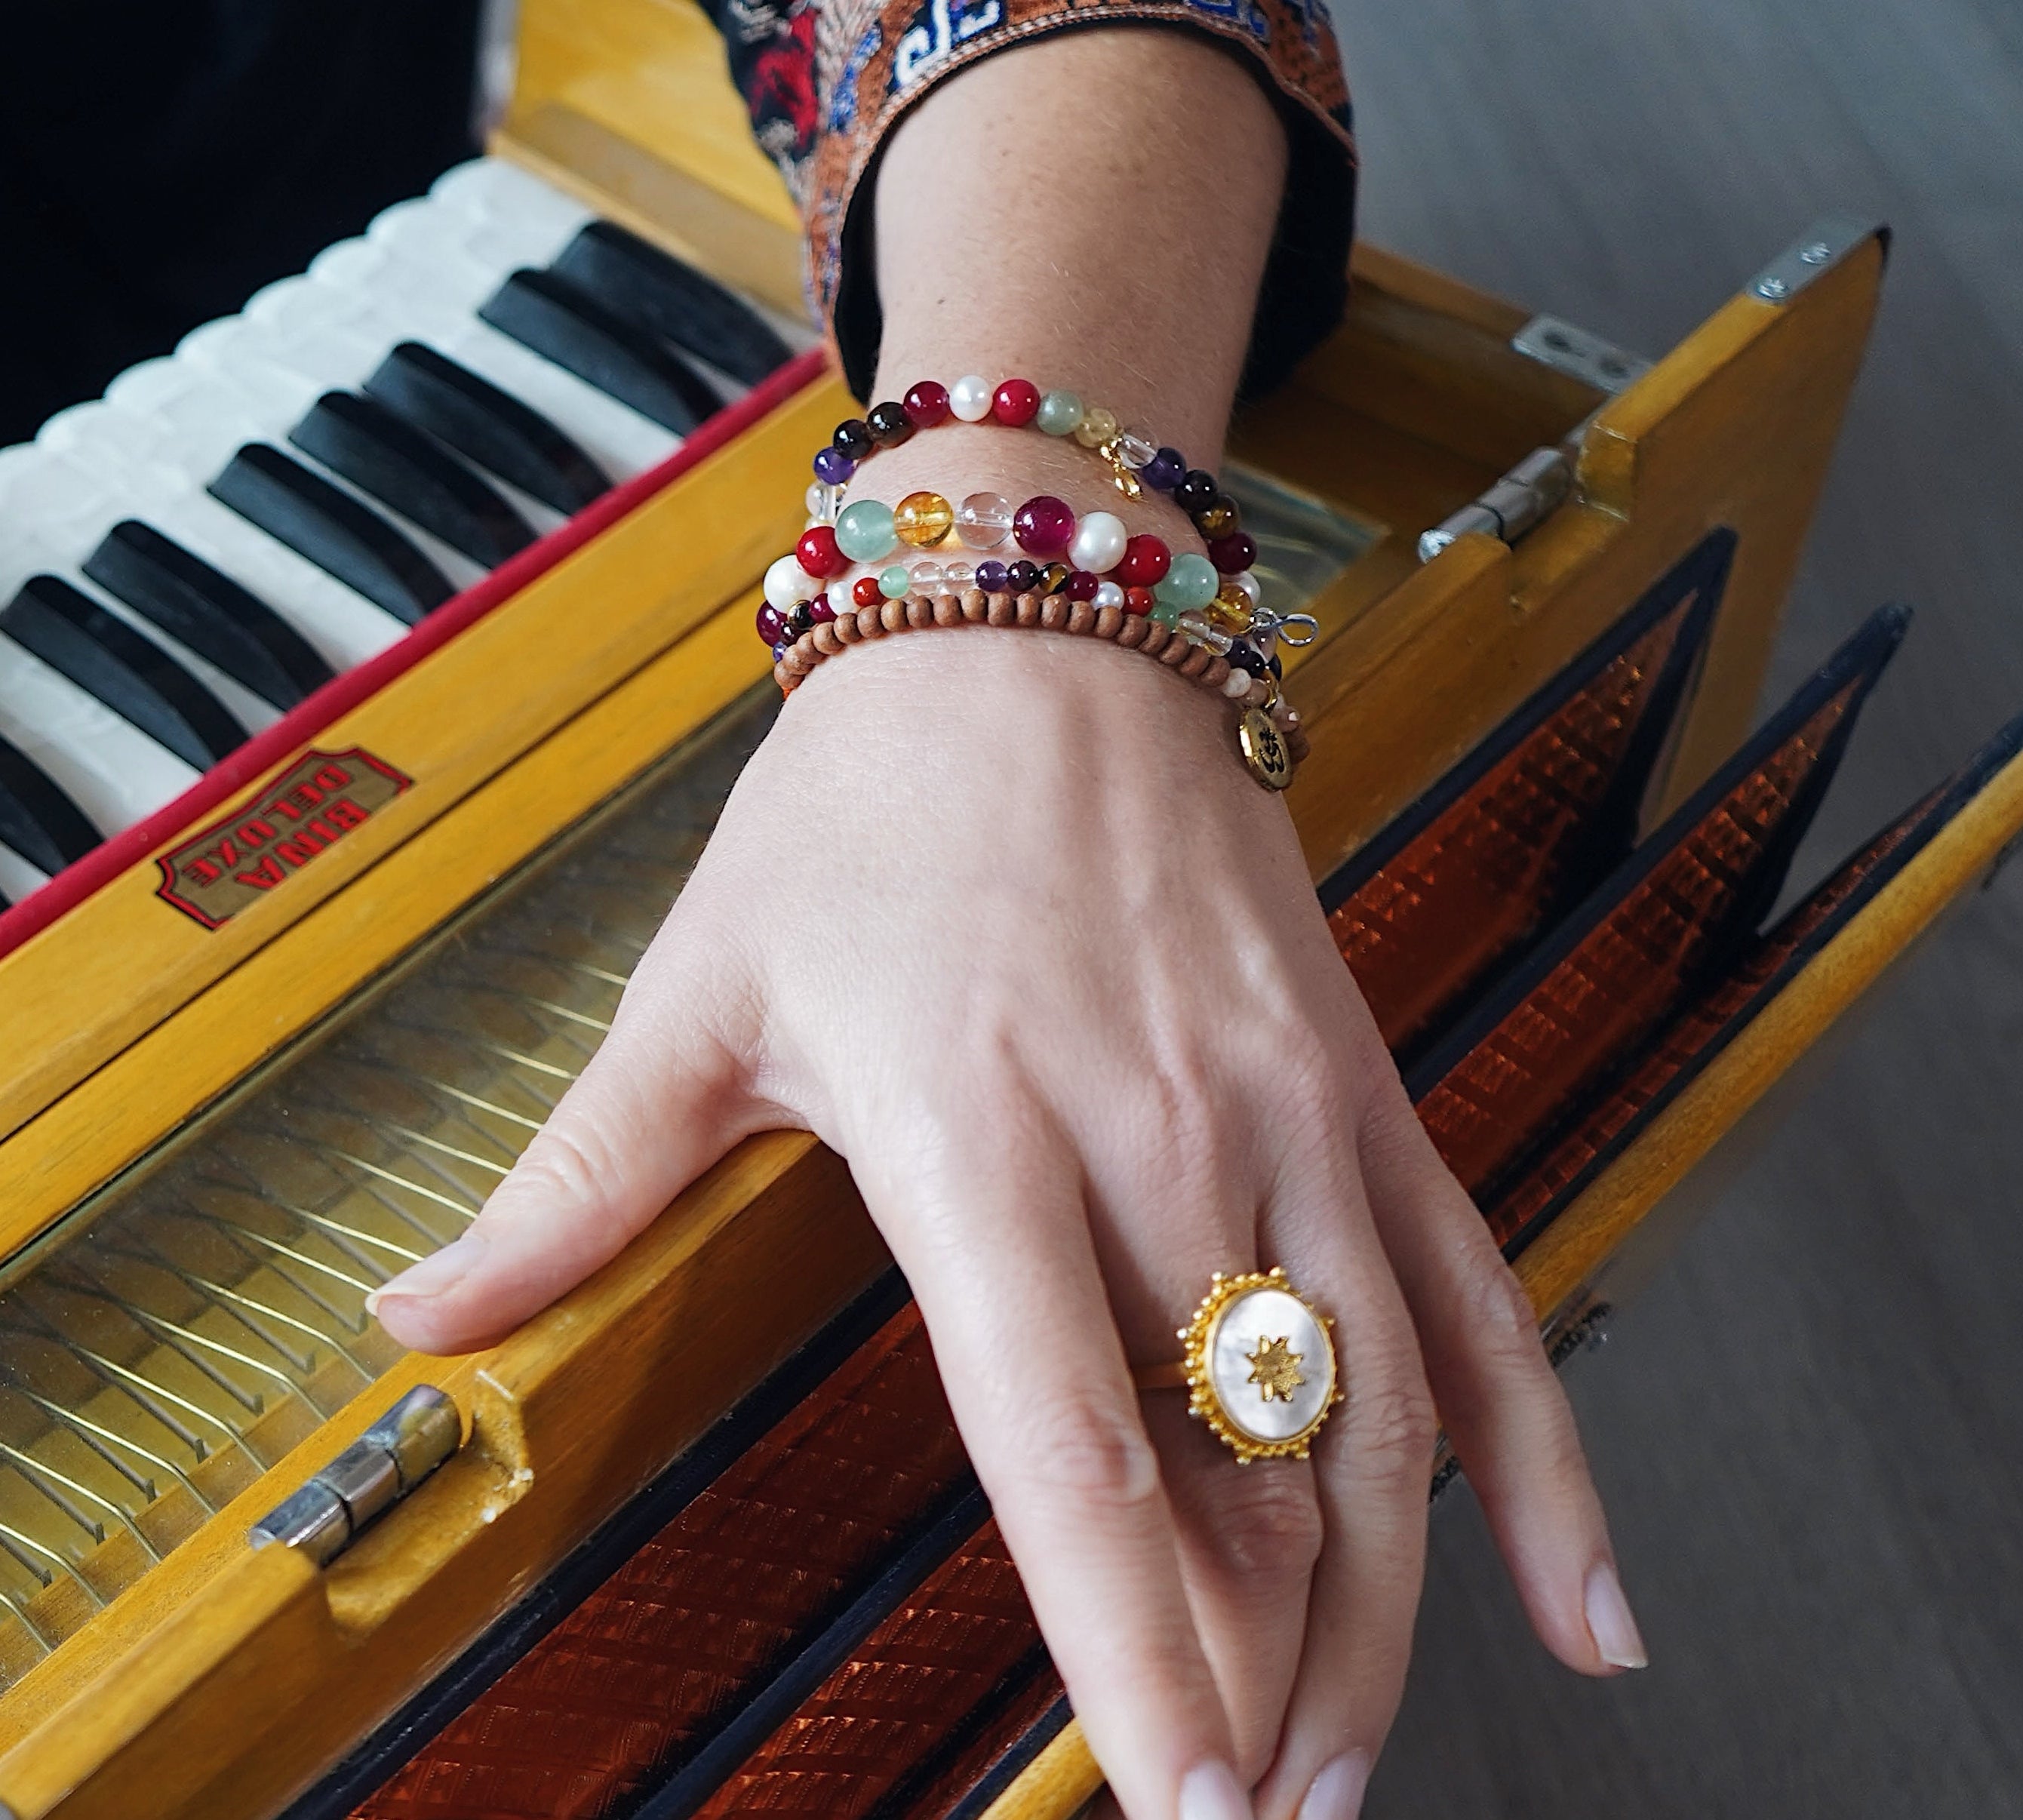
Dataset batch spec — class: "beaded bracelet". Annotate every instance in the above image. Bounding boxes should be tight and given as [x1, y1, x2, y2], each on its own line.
[770, 583, 1311, 790]
[811, 377, 1255, 555]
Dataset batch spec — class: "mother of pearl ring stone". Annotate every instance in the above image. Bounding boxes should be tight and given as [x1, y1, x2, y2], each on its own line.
[1181, 1268, 1341, 1463]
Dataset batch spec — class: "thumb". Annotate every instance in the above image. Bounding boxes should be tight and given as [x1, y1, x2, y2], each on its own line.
[368, 952, 758, 1354]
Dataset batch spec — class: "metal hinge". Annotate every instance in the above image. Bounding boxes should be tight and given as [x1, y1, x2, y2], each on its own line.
[1511, 315, 1653, 394]
[1748, 214, 1885, 303]
[1418, 444, 1573, 564]
[250, 1385, 460, 1566]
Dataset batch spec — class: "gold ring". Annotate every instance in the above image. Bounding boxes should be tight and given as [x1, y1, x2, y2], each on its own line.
[1132, 1268, 1342, 1463]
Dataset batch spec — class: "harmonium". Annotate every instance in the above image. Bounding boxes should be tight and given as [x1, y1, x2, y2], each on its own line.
[0, 2, 2015, 1815]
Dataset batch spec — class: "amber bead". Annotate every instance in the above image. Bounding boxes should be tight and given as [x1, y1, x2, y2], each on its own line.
[866, 400, 914, 445]
[1194, 497, 1241, 539]
[1173, 469, 1219, 513]
[1073, 404, 1120, 449]
[893, 490, 956, 547]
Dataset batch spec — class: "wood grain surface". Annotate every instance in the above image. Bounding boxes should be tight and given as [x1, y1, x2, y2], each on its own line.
[1330, 2, 2023, 1812]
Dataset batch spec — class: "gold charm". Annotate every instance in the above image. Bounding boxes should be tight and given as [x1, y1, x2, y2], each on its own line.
[1098, 439, 1144, 500]
[1164, 1268, 1342, 1463]
[1238, 707, 1294, 791]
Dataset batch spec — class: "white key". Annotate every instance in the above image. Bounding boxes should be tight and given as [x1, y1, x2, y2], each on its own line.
[0, 841, 51, 908]
[0, 637, 198, 832]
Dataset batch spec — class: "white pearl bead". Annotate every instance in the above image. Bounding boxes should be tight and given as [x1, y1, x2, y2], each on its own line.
[1222, 668, 1254, 698]
[764, 552, 812, 611]
[949, 375, 994, 422]
[1068, 509, 1127, 574]
[1093, 580, 1126, 611]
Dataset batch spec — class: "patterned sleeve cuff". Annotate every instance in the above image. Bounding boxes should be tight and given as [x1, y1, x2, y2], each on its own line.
[708, 0, 1358, 399]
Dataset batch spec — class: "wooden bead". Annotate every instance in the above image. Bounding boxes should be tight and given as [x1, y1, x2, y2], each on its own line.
[1201, 656, 1231, 689]
[1176, 646, 1210, 678]
[1139, 620, 1170, 656]
[1094, 604, 1124, 640]
[1066, 599, 1096, 636]
[835, 612, 862, 643]
[1117, 615, 1150, 649]
[1015, 592, 1042, 628]
[881, 598, 907, 632]
[1039, 595, 1069, 631]
[961, 588, 990, 623]
[856, 604, 885, 637]
[773, 661, 795, 690]
[1159, 636, 1192, 667]
[905, 593, 933, 629]
[813, 623, 842, 656]
[987, 593, 1017, 627]
[933, 591, 963, 626]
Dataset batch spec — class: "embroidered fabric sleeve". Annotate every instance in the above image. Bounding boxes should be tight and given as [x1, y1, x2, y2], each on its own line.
[696, 0, 1357, 400]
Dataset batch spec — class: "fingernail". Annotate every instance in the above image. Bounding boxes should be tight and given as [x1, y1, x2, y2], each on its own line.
[1177, 1760, 1253, 1820]
[1584, 1560, 1649, 1670]
[364, 1234, 486, 1317]
[1298, 1751, 1370, 1820]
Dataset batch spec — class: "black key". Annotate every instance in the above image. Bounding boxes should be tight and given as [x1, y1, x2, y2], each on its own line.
[209, 443, 453, 626]
[0, 733, 101, 876]
[552, 220, 794, 388]
[364, 342, 608, 517]
[1, 575, 247, 770]
[83, 521, 336, 712]
[480, 268, 721, 435]
[291, 391, 537, 570]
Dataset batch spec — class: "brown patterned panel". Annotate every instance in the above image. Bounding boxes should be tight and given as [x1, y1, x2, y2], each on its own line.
[352, 1305, 972, 1820]
[1415, 686, 1859, 1201]
[1483, 801, 1930, 1252]
[1330, 599, 1697, 1054]
[687, 1520, 1051, 1820]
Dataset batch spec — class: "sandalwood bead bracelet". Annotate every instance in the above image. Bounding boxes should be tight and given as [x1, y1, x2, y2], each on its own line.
[772, 584, 1311, 788]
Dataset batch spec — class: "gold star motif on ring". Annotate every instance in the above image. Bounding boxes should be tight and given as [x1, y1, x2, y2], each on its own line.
[1246, 1334, 1305, 1403]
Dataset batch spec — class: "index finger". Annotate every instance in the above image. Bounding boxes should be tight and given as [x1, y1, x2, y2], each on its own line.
[850, 1104, 1254, 1820]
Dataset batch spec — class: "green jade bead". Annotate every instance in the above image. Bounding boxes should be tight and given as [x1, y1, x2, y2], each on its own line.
[1035, 389, 1085, 437]
[835, 499, 899, 562]
[878, 565, 912, 598]
[1152, 552, 1219, 612]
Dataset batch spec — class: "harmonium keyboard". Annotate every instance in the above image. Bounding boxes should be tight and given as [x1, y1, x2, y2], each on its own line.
[0, 3, 2018, 1816]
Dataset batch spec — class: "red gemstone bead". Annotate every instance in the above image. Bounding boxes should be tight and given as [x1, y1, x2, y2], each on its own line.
[1124, 586, 1158, 616]
[797, 524, 845, 579]
[1012, 494, 1076, 558]
[903, 380, 952, 428]
[756, 602, 786, 644]
[1065, 570, 1101, 600]
[1116, 534, 1172, 588]
[992, 379, 1041, 427]
[852, 574, 883, 607]
[1206, 531, 1258, 574]
[808, 592, 836, 623]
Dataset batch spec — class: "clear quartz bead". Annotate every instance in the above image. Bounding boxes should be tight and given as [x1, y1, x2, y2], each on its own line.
[1116, 432, 1158, 469]
[909, 559, 945, 588]
[955, 490, 1013, 549]
[1176, 612, 1233, 653]
[805, 481, 844, 522]
[943, 560, 976, 586]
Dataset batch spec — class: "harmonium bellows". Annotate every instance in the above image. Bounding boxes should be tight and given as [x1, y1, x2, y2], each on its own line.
[0, 1, 2016, 1814]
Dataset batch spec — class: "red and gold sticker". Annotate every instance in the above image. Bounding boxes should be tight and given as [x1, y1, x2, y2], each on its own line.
[155, 748, 412, 930]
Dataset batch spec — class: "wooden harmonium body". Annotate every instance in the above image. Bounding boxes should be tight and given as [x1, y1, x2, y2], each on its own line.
[0, 5, 2018, 1813]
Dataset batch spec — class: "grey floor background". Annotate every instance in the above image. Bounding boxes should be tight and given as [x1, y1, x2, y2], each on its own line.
[1324, 1, 2023, 1812]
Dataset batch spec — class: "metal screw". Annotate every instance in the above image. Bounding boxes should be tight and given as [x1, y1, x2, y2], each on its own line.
[1757, 275, 1790, 299]
[1799, 241, 1832, 264]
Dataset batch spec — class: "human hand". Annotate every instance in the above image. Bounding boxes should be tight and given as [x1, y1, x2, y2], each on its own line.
[370, 589, 1642, 1820]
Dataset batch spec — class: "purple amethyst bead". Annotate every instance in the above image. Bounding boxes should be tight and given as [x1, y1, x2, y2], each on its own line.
[813, 445, 856, 485]
[756, 602, 787, 645]
[770, 641, 792, 663]
[1142, 447, 1185, 491]
[976, 558, 1010, 592]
